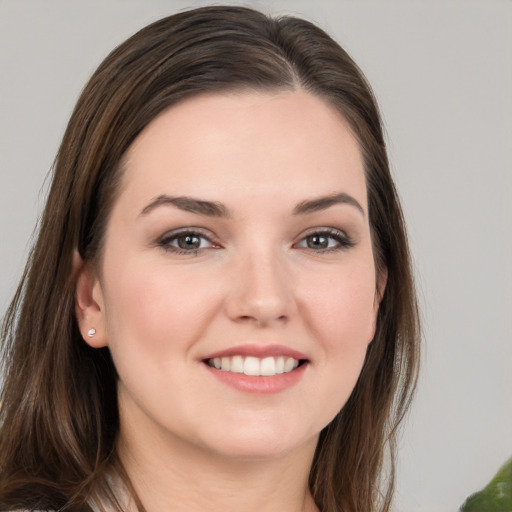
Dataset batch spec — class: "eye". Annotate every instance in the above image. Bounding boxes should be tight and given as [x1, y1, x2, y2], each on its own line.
[158, 230, 218, 254]
[296, 229, 355, 252]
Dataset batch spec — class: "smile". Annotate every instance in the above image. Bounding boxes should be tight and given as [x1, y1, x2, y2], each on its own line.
[207, 355, 300, 376]
[202, 344, 309, 393]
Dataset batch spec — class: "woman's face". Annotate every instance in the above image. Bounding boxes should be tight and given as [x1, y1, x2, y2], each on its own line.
[78, 90, 383, 461]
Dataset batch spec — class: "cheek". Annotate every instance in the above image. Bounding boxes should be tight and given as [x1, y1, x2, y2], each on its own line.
[302, 264, 377, 348]
[299, 264, 377, 414]
[100, 256, 223, 362]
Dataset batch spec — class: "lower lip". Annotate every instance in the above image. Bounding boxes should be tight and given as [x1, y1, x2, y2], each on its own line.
[203, 363, 308, 394]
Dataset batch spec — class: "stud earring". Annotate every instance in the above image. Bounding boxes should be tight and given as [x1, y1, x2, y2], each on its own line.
[87, 328, 96, 337]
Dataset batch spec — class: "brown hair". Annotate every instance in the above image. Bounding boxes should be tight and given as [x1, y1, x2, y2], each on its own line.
[0, 6, 420, 512]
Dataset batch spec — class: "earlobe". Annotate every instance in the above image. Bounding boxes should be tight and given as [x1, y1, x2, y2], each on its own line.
[73, 251, 108, 348]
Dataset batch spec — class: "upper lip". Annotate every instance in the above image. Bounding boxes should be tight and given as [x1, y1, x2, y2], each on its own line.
[202, 344, 309, 361]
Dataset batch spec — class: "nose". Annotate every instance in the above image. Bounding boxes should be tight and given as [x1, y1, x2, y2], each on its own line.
[224, 248, 296, 326]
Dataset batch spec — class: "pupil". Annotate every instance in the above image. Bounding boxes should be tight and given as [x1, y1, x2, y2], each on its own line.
[178, 235, 200, 249]
[308, 235, 328, 249]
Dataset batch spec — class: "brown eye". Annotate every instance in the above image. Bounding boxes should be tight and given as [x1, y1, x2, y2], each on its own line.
[159, 230, 216, 254]
[305, 234, 330, 249]
[176, 234, 202, 250]
[296, 229, 355, 252]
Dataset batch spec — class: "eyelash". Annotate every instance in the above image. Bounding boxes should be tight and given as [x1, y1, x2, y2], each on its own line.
[296, 228, 355, 252]
[158, 229, 218, 255]
[157, 228, 355, 255]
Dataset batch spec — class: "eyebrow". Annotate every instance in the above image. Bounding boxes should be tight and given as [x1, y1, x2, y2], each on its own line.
[293, 192, 365, 217]
[139, 192, 365, 218]
[140, 195, 229, 217]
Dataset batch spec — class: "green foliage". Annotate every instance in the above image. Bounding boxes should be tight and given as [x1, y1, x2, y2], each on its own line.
[460, 457, 512, 512]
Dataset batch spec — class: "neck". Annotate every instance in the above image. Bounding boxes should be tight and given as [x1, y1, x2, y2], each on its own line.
[116, 414, 319, 512]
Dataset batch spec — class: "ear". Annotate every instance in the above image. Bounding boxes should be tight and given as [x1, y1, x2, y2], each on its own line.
[375, 266, 388, 307]
[369, 266, 388, 343]
[73, 251, 108, 348]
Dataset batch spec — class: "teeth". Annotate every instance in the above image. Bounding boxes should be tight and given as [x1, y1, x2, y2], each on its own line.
[209, 355, 300, 376]
[221, 356, 230, 371]
[231, 355, 244, 373]
[275, 356, 285, 374]
[260, 357, 275, 376]
[244, 356, 260, 376]
[284, 357, 296, 373]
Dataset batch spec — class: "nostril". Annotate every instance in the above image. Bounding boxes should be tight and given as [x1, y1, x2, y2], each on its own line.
[233, 314, 289, 326]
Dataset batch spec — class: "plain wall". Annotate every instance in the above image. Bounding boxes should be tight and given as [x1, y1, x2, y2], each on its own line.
[1, 1, 511, 511]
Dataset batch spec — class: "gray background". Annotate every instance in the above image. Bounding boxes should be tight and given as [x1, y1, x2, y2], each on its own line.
[1, 1, 511, 511]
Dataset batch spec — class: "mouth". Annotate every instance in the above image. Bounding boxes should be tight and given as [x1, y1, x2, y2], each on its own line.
[205, 355, 307, 377]
[202, 345, 309, 393]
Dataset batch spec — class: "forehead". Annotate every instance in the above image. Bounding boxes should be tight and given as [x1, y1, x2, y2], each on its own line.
[118, 90, 367, 214]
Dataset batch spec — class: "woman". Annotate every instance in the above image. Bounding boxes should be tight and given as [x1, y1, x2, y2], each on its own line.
[0, 6, 420, 512]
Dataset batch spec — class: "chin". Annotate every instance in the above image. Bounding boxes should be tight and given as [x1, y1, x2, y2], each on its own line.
[193, 420, 319, 462]
[206, 439, 314, 462]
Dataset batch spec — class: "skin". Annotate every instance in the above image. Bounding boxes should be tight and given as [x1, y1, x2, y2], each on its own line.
[76, 90, 385, 512]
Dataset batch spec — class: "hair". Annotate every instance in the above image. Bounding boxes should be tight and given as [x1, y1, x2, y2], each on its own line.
[0, 5, 420, 512]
